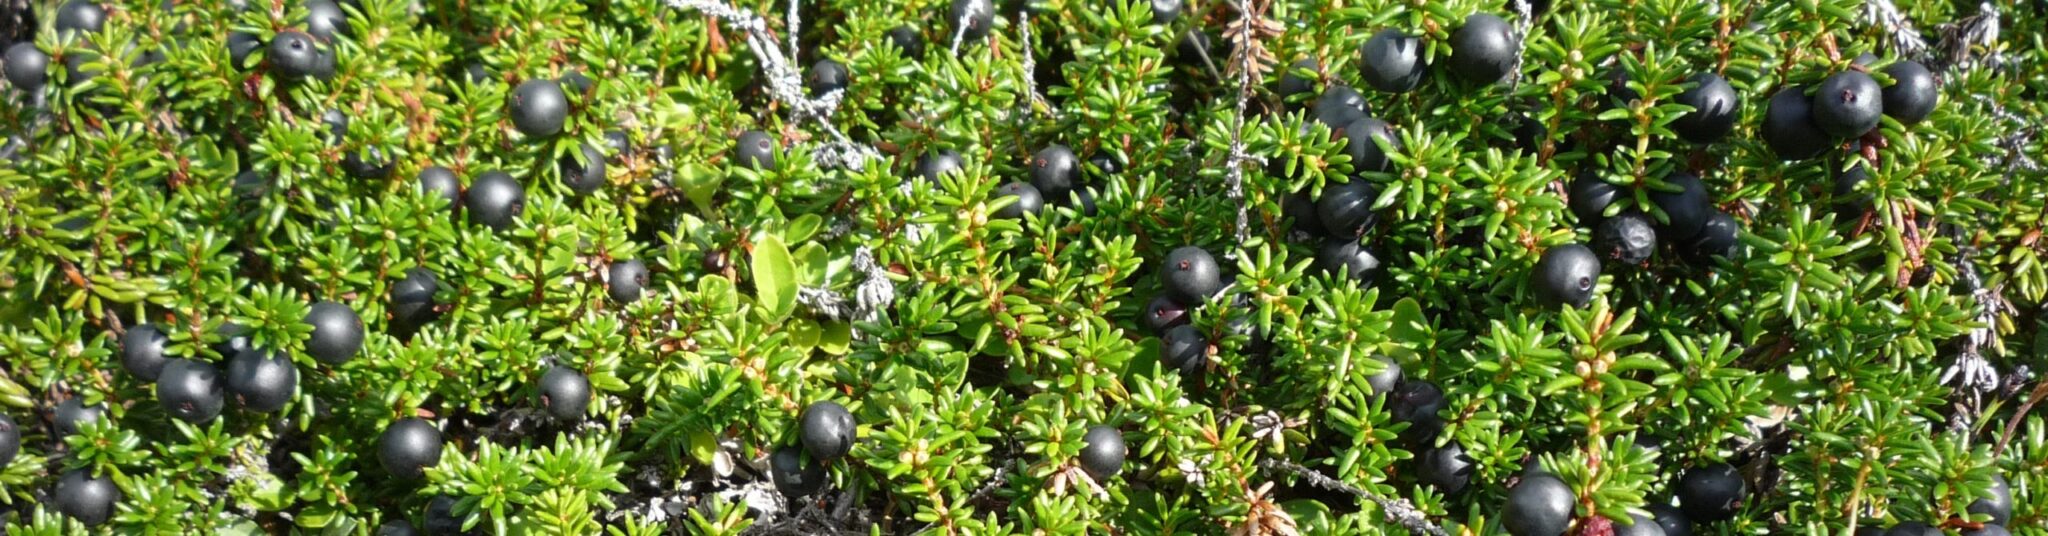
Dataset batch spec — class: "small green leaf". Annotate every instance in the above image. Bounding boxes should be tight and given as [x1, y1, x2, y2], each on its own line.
[751, 233, 798, 321]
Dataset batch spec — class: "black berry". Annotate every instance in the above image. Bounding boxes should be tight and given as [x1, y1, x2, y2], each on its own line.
[1149, 0, 1180, 23]
[390, 267, 441, 328]
[54, 398, 105, 437]
[1314, 238, 1381, 283]
[1504, 473, 1576, 536]
[424, 495, 464, 535]
[1417, 442, 1474, 494]
[54, 469, 119, 527]
[608, 259, 649, 304]
[770, 446, 827, 498]
[1359, 28, 1425, 93]
[1160, 324, 1207, 376]
[1650, 171, 1712, 241]
[1612, 513, 1665, 536]
[1143, 295, 1190, 333]
[1339, 117, 1399, 174]
[378, 520, 421, 536]
[213, 322, 254, 359]
[1674, 462, 1746, 522]
[1673, 72, 1739, 144]
[1594, 210, 1657, 265]
[0, 413, 18, 468]
[1447, 13, 1517, 84]
[1886, 522, 1941, 536]
[993, 182, 1044, 220]
[321, 108, 349, 143]
[1365, 355, 1401, 395]
[1683, 211, 1740, 263]
[561, 142, 606, 195]
[418, 166, 462, 210]
[465, 170, 525, 231]
[1608, 65, 1640, 107]
[304, 0, 353, 41]
[1881, 60, 1938, 124]
[806, 58, 849, 95]
[121, 323, 171, 382]
[560, 69, 593, 96]
[1030, 144, 1080, 202]
[55, 1, 107, 35]
[1762, 86, 1833, 160]
[918, 149, 965, 183]
[1313, 85, 1370, 129]
[268, 30, 324, 80]
[1390, 380, 1446, 444]
[603, 130, 631, 157]
[1533, 243, 1600, 308]
[887, 25, 926, 58]
[1812, 71, 1883, 138]
[1832, 161, 1871, 213]
[224, 32, 264, 69]
[1968, 474, 2012, 526]
[341, 146, 394, 180]
[800, 400, 856, 462]
[1079, 425, 1125, 480]
[1569, 172, 1621, 224]
[1276, 58, 1320, 105]
[227, 349, 298, 413]
[1646, 503, 1692, 536]
[1317, 179, 1380, 238]
[4, 43, 48, 91]
[1284, 188, 1328, 237]
[539, 366, 591, 421]
[1509, 112, 1547, 152]
[1962, 525, 2011, 536]
[1160, 246, 1223, 302]
[380, 418, 443, 480]
[306, 301, 364, 365]
[508, 79, 569, 138]
[158, 358, 226, 423]
[949, 0, 994, 43]
[734, 130, 777, 171]
[1072, 186, 1099, 217]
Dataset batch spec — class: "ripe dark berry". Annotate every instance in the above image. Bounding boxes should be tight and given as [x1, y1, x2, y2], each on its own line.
[1595, 210, 1657, 265]
[1079, 425, 1125, 480]
[949, 0, 994, 43]
[1417, 442, 1475, 494]
[1276, 58, 1321, 104]
[1161, 246, 1224, 302]
[4, 43, 49, 91]
[1608, 66, 1640, 107]
[1674, 462, 1746, 522]
[1072, 187, 1099, 217]
[1646, 503, 1692, 536]
[55, 398, 105, 437]
[1613, 513, 1665, 536]
[465, 170, 525, 231]
[1762, 86, 1833, 160]
[424, 495, 464, 535]
[993, 182, 1044, 220]
[1339, 117, 1399, 174]
[1882, 60, 1938, 124]
[1683, 211, 1740, 263]
[1317, 179, 1380, 238]
[1673, 72, 1739, 144]
[305, 301, 364, 365]
[1962, 525, 2011, 536]
[321, 108, 349, 143]
[560, 69, 593, 96]
[1886, 522, 1941, 536]
[268, 30, 324, 80]
[0, 413, 18, 467]
[304, 0, 353, 41]
[1832, 162, 1871, 212]
[1314, 238, 1381, 283]
[1569, 172, 1621, 224]
[158, 358, 226, 423]
[55, 1, 107, 35]
[734, 130, 777, 171]
[1312, 85, 1370, 129]
[1150, 0, 1181, 23]
[1030, 144, 1080, 202]
[561, 142, 606, 195]
[1509, 112, 1547, 152]
[887, 25, 926, 58]
[1650, 172, 1712, 241]
[380, 418, 443, 480]
[1812, 71, 1883, 138]
[213, 322, 254, 359]
[806, 59, 849, 95]
[1359, 29, 1425, 93]
[1365, 355, 1401, 395]
[1160, 324, 1208, 376]
[121, 323, 172, 382]
[770, 446, 827, 498]
[917, 149, 966, 183]
[378, 520, 421, 536]
[1284, 189, 1328, 237]
[1447, 13, 1518, 84]
[1969, 474, 2012, 526]
[54, 469, 119, 527]
[608, 259, 649, 304]
[342, 146, 394, 180]
[1504, 473, 1576, 536]
[227, 349, 298, 413]
[800, 401, 856, 462]
[390, 268, 441, 328]
[603, 130, 631, 157]
[1389, 380, 1446, 444]
[418, 166, 461, 209]
[508, 79, 569, 138]
[1143, 295, 1190, 333]
[538, 366, 591, 421]
[1533, 243, 1600, 308]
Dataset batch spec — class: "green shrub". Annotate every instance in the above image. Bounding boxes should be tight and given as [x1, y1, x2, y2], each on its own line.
[0, 0, 2044, 534]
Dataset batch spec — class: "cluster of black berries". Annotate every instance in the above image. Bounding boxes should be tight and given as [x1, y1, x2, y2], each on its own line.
[770, 401, 858, 498]
[1146, 246, 1224, 377]
[1763, 57, 1939, 161]
[1862, 474, 2017, 536]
